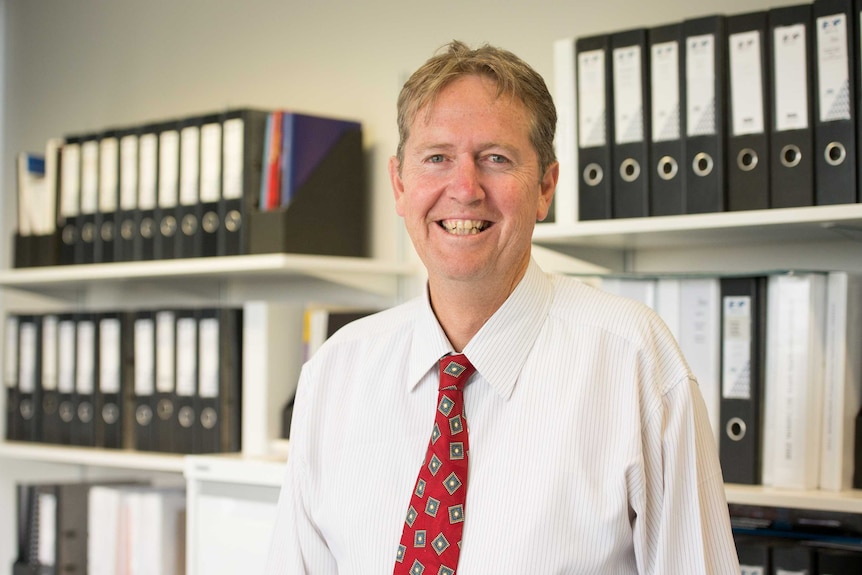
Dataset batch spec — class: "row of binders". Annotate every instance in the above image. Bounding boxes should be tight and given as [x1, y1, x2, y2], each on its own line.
[732, 503, 862, 574]
[14, 107, 367, 268]
[589, 270, 862, 491]
[14, 480, 185, 575]
[572, 0, 862, 220]
[3, 307, 242, 455]
[735, 535, 862, 574]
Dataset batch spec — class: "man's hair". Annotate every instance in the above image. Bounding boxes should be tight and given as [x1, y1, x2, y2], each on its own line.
[395, 40, 557, 175]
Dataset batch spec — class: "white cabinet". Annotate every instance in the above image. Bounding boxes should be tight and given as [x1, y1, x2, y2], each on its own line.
[184, 455, 286, 575]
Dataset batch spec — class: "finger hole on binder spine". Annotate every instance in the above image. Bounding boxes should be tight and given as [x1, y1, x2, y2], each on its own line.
[620, 159, 640, 183]
[737, 148, 758, 172]
[657, 156, 678, 181]
[726, 417, 747, 441]
[780, 144, 801, 168]
[583, 162, 603, 186]
[692, 152, 713, 177]
[825, 142, 846, 167]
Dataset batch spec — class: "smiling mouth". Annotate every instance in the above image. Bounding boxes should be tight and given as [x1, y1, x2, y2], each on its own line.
[439, 219, 491, 235]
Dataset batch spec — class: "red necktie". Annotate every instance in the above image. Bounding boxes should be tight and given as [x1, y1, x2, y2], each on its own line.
[394, 354, 475, 575]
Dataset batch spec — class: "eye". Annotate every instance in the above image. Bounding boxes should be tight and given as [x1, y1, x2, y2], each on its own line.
[487, 154, 509, 164]
[426, 154, 445, 163]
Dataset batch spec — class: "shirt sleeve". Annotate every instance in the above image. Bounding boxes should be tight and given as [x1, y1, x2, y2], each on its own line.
[633, 376, 741, 575]
[264, 369, 338, 575]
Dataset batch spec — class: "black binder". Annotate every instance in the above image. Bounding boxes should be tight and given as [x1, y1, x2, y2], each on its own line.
[96, 129, 120, 264]
[71, 313, 97, 447]
[218, 108, 268, 256]
[57, 136, 82, 266]
[196, 307, 242, 453]
[75, 133, 100, 265]
[648, 23, 686, 216]
[16, 315, 42, 443]
[726, 11, 771, 211]
[132, 310, 156, 451]
[177, 115, 204, 259]
[155, 120, 181, 261]
[772, 542, 815, 573]
[173, 308, 198, 453]
[818, 546, 862, 572]
[5, 315, 20, 441]
[134, 123, 159, 261]
[718, 275, 767, 485]
[610, 28, 650, 219]
[813, 0, 857, 205]
[768, 3, 816, 208]
[683, 15, 727, 214]
[576, 34, 614, 220]
[40, 315, 63, 446]
[95, 312, 131, 450]
[734, 535, 771, 573]
[198, 113, 223, 258]
[154, 309, 177, 453]
[56, 314, 77, 446]
[116, 126, 140, 263]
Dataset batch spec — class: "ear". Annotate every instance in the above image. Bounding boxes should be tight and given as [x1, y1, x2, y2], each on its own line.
[389, 156, 407, 216]
[536, 161, 559, 221]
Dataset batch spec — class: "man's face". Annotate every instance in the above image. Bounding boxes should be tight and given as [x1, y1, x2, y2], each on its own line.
[390, 74, 557, 293]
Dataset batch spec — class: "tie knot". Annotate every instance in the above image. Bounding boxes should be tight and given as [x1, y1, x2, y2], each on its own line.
[438, 354, 475, 391]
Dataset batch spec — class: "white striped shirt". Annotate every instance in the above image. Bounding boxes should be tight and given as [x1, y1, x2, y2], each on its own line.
[265, 258, 740, 574]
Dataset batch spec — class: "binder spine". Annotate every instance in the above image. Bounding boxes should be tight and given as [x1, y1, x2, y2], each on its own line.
[813, 0, 858, 205]
[610, 28, 651, 219]
[576, 34, 614, 220]
[648, 23, 686, 216]
[768, 4, 816, 208]
[683, 15, 727, 214]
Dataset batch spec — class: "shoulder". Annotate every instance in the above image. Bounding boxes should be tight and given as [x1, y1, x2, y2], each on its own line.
[548, 273, 663, 337]
[322, 298, 422, 346]
[304, 297, 422, 370]
[547, 273, 692, 393]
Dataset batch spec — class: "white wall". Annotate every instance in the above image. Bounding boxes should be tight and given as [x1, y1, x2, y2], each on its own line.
[0, 0, 803, 567]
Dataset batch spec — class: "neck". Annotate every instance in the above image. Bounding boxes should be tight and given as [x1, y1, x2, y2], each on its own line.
[429, 267, 527, 352]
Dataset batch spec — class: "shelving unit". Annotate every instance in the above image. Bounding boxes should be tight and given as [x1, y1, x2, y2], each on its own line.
[0, 254, 418, 469]
[534, 204, 862, 516]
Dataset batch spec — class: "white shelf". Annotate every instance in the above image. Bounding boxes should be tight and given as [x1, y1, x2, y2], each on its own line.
[725, 484, 862, 515]
[535, 203, 862, 251]
[0, 441, 185, 473]
[184, 453, 286, 487]
[0, 253, 417, 299]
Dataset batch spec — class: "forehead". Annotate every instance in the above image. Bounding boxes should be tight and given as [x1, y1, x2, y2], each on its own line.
[409, 75, 532, 144]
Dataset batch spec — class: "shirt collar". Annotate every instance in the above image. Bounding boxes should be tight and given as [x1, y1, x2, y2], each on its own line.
[407, 258, 555, 400]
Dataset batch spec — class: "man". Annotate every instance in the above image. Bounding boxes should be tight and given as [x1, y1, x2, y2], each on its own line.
[265, 40, 739, 574]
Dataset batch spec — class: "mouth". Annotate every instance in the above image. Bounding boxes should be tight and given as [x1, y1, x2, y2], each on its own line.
[438, 219, 491, 235]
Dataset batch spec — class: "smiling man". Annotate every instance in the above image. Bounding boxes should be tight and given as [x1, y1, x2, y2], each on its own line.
[265, 41, 739, 575]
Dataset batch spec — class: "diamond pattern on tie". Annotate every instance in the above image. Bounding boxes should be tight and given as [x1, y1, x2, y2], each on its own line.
[393, 354, 476, 575]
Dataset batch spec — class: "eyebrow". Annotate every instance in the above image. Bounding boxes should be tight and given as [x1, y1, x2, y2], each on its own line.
[410, 141, 521, 157]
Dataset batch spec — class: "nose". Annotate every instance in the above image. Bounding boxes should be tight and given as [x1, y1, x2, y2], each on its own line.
[449, 158, 485, 203]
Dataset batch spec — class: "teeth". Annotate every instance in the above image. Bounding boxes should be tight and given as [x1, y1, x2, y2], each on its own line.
[441, 220, 489, 235]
